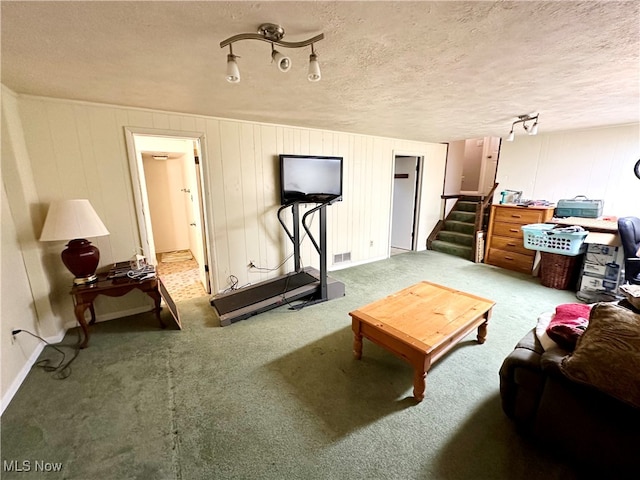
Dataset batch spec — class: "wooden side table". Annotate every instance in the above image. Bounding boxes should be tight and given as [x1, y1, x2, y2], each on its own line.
[70, 273, 166, 348]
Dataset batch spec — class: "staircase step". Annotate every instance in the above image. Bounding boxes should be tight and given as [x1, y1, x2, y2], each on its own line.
[449, 211, 476, 223]
[456, 201, 479, 213]
[437, 230, 474, 246]
[444, 220, 475, 235]
[431, 240, 473, 260]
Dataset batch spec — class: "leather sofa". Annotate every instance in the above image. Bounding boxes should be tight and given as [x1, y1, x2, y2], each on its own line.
[499, 303, 640, 477]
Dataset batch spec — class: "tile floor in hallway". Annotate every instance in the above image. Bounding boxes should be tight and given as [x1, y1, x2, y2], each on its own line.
[156, 251, 207, 302]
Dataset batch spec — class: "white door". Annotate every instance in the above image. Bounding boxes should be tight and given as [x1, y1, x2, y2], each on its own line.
[193, 144, 211, 292]
[391, 156, 418, 250]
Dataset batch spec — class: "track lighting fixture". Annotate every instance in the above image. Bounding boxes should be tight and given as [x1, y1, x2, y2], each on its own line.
[220, 23, 324, 83]
[505, 114, 540, 141]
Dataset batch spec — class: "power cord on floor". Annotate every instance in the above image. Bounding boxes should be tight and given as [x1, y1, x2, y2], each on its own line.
[222, 275, 239, 293]
[12, 329, 81, 380]
[222, 275, 252, 293]
[280, 272, 316, 312]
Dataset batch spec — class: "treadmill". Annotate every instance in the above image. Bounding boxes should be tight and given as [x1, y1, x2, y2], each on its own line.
[210, 199, 345, 326]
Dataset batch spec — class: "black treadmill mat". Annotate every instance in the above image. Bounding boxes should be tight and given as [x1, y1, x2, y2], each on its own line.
[212, 271, 317, 315]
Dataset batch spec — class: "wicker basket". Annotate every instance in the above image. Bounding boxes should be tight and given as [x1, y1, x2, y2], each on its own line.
[539, 252, 582, 290]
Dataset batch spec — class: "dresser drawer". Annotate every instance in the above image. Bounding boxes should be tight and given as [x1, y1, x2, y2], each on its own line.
[489, 235, 530, 255]
[491, 222, 526, 239]
[487, 248, 534, 273]
[494, 207, 544, 225]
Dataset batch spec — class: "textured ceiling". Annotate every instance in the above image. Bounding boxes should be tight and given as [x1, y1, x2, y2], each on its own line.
[2, 1, 639, 142]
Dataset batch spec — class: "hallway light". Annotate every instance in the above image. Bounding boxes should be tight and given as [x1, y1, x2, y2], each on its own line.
[220, 23, 324, 83]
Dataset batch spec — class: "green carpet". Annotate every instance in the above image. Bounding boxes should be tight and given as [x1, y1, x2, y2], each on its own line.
[1, 251, 582, 479]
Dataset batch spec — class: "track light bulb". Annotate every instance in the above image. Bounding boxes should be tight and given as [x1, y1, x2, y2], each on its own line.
[226, 54, 240, 83]
[529, 122, 538, 135]
[308, 53, 321, 82]
[271, 49, 291, 72]
[506, 130, 514, 142]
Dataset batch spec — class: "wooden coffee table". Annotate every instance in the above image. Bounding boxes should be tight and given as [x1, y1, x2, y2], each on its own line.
[350, 281, 495, 402]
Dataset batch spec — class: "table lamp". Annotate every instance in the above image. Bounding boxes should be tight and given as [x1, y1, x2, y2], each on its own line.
[39, 199, 110, 285]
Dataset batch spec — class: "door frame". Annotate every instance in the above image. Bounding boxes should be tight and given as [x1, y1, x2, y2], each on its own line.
[124, 127, 215, 294]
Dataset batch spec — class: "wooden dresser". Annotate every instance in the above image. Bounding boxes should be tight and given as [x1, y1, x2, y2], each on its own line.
[484, 204, 555, 274]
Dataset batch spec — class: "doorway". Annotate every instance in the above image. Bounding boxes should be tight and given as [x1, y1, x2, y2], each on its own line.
[459, 137, 501, 195]
[125, 129, 212, 305]
[390, 155, 422, 254]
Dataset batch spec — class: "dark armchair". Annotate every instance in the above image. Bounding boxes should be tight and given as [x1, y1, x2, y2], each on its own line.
[618, 216, 640, 284]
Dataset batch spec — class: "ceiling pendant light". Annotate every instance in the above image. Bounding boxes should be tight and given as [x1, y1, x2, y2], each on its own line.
[308, 44, 321, 82]
[220, 23, 324, 83]
[271, 45, 292, 72]
[225, 45, 240, 83]
[506, 130, 515, 142]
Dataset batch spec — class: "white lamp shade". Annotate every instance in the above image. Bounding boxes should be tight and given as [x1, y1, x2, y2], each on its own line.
[506, 131, 515, 142]
[40, 199, 109, 241]
[226, 54, 240, 83]
[272, 50, 292, 72]
[308, 54, 321, 82]
[529, 123, 539, 135]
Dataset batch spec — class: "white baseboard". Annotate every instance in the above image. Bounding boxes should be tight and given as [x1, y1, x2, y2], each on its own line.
[0, 329, 65, 416]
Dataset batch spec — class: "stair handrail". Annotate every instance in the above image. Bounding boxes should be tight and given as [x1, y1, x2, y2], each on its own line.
[480, 183, 499, 209]
[471, 183, 499, 263]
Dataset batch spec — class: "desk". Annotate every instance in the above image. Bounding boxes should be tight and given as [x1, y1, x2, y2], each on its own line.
[550, 216, 619, 243]
[70, 273, 166, 348]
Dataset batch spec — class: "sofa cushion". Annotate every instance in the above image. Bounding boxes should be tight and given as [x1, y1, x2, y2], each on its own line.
[545, 303, 591, 351]
[560, 302, 640, 409]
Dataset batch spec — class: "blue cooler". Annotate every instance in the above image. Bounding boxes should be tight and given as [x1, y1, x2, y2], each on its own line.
[555, 196, 603, 218]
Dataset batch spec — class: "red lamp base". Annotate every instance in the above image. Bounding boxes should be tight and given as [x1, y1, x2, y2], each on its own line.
[61, 239, 100, 285]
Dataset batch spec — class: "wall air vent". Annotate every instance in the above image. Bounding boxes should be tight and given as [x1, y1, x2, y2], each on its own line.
[333, 252, 351, 264]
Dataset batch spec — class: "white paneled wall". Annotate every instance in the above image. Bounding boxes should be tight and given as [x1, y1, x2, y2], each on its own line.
[496, 124, 640, 217]
[17, 95, 447, 299]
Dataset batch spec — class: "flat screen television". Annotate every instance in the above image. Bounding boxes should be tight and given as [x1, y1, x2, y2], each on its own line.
[279, 154, 343, 205]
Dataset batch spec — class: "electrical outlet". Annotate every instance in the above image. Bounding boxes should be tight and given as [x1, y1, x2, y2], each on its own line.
[370, 240, 374, 247]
